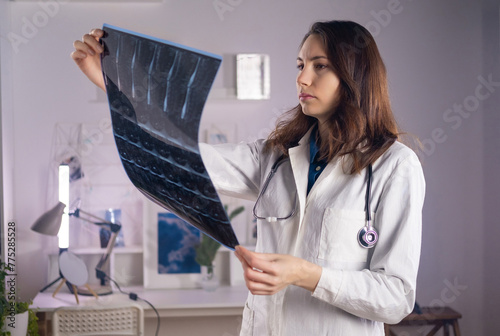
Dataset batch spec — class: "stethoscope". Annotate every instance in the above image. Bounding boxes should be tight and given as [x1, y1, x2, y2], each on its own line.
[253, 155, 297, 223]
[358, 164, 378, 248]
[253, 156, 379, 249]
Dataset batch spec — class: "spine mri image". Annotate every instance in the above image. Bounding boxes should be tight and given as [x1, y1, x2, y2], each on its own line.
[100, 24, 239, 250]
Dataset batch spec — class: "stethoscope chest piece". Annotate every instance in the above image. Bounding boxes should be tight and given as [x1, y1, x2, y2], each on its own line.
[357, 223, 378, 248]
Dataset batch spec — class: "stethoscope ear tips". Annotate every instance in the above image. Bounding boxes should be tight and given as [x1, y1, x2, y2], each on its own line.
[358, 225, 378, 249]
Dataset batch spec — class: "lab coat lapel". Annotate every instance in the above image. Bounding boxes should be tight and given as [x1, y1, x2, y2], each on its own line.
[307, 157, 340, 199]
[288, 128, 313, 229]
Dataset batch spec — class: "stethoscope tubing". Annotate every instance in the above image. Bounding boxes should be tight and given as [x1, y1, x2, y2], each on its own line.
[253, 155, 378, 248]
[252, 155, 297, 222]
[365, 164, 373, 223]
[358, 164, 378, 249]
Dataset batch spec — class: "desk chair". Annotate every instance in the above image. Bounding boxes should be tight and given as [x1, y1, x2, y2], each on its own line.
[52, 303, 144, 336]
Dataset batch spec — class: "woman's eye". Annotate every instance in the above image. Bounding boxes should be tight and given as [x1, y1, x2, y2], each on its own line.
[297, 64, 304, 70]
[315, 64, 327, 69]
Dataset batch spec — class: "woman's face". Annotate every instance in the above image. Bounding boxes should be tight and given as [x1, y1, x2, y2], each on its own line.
[296, 34, 341, 124]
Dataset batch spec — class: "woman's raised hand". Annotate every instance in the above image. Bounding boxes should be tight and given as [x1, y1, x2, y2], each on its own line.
[71, 28, 106, 92]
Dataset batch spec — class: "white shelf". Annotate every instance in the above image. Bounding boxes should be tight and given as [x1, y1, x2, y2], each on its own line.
[69, 246, 143, 255]
[47, 245, 256, 289]
[47, 246, 144, 288]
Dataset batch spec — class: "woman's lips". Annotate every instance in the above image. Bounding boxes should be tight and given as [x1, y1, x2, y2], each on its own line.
[299, 93, 315, 101]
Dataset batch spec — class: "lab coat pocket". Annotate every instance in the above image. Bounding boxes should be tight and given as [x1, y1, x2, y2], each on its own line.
[240, 298, 255, 336]
[318, 208, 369, 263]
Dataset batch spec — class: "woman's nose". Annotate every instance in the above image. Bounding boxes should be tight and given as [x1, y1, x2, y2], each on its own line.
[297, 68, 312, 87]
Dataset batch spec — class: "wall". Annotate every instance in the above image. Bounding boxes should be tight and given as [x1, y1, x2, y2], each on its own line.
[0, 0, 4, 258]
[482, 0, 500, 334]
[383, 1, 484, 334]
[1, 0, 15, 257]
[0, 0, 493, 334]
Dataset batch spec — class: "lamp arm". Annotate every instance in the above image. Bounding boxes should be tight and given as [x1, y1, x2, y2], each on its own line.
[70, 208, 121, 232]
[68, 208, 122, 284]
[71, 208, 108, 223]
[95, 222, 121, 233]
[95, 226, 120, 283]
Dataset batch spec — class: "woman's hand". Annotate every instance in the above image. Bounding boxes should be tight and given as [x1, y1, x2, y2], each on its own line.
[234, 246, 322, 295]
[71, 28, 106, 92]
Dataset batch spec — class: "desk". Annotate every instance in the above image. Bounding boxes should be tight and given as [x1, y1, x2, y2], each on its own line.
[385, 306, 462, 336]
[32, 285, 248, 336]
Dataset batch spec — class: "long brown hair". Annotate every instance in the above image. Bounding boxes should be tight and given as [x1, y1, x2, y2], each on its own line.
[266, 20, 399, 174]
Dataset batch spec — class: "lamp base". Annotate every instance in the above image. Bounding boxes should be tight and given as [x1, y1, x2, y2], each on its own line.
[76, 283, 113, 296]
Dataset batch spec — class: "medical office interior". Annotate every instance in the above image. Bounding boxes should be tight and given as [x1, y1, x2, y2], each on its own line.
[0, 0, 499, 335]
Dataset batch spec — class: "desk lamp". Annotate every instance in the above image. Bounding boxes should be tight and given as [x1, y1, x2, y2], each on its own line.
[68, 207, 122, 295]
[31, 202, 122, 296]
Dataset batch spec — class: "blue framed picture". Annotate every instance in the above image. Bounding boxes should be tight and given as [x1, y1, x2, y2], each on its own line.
[157, 213, 200, 274]
[143, 200, 202, 289]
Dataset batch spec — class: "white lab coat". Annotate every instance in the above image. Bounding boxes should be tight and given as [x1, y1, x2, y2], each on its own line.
[200, 127, 425, 336]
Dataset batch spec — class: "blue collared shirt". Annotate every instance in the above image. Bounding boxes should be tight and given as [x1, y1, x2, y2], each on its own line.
[307, 127, 328, 195]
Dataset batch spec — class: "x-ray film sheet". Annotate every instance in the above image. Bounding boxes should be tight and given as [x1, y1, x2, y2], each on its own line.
[100, 24, 239, 249]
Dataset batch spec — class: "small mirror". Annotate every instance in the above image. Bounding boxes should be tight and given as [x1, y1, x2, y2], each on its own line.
[59, 251, 89, 286]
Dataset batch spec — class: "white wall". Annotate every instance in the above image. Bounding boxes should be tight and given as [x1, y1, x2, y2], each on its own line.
[1, 0, 497, 334]
[0, 0, 4, 255]
[0, 0, 4, 264]
[382, 1, 485, 334]
[1, 0, 15, 248]
[482, 1, 500, 335]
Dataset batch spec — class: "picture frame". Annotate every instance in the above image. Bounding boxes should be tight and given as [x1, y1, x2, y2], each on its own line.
[236, 53, 271, 100]
[143, 199, 201, 289]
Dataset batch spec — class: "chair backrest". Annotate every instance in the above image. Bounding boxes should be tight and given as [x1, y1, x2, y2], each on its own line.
[52, 303, 144, 336]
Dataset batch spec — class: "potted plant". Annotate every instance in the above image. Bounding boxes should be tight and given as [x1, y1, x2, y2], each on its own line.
[0, 262, 39, 336]
[195, 205, 245, 291]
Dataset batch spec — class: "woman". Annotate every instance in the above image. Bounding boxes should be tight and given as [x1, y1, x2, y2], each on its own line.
[72, 20, 425, 335]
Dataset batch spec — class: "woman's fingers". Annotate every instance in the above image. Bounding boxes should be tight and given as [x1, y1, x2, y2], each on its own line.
[70, 49, 86, 61]
[236, 246, 275, 274]
[235, 246, 288, 295]
[70, 28, 106, 91]
[82, 33, 103, 53]
[245, 267, 277, 286]
[82, 33, 102, 48]
[89, 28, 104, 38]
[71, 40, 92, 59]
[245, 281, 278, 295]
[71, 28, 104, 60]
[244, 269, 285, 295]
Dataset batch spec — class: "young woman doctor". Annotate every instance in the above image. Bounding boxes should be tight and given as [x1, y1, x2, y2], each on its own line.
[72, 20, 425, 335]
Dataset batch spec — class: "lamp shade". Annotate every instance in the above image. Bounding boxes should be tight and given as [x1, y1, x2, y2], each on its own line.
[31, 202, 66, 236]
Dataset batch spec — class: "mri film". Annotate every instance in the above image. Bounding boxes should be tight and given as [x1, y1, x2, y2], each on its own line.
[100, 24, 239, 249]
